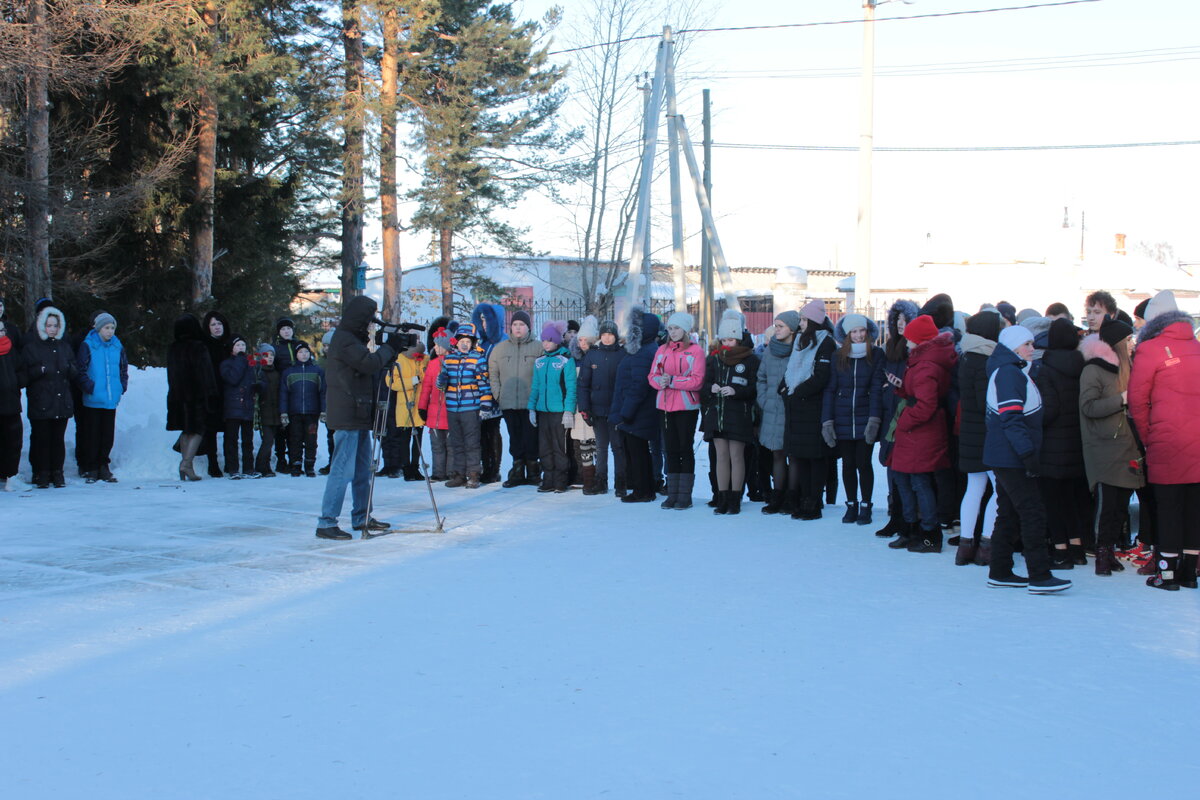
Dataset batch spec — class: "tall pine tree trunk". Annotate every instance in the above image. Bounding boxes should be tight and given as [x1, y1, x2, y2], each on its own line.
[191, 0, 218, 308]
[24, 0, 52, 311]
[439, 228, 453, 316]
[340, 0, 365, 307]
[379, 6, 401, 323]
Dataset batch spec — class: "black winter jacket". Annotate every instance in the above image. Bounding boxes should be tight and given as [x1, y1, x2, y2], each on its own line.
[577, 341, 625, 417]
[783, 334, 837, 460]
[220, 354, 264, 421]
[957, 338, 994, 473]
[324, 296, 397, 431]
[22, 328, 78, 420]
[1034, 347, 1086, 480]
[700, 347, 759, 444]
[0, 335, 26, 416]
[167, 315, 220, 434]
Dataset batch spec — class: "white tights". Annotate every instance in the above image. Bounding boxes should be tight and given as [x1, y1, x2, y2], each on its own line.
[960, 471, 998, 540]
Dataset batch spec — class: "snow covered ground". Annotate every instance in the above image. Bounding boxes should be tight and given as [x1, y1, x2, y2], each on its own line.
[2, 369, 1198, 798]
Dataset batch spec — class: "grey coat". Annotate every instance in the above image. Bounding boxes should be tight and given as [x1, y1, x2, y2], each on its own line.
[756, 340, 791, 450]
[324, 296, 397, 431]
[489, 332, 539, 410]
[1078, 335, 1143, 490]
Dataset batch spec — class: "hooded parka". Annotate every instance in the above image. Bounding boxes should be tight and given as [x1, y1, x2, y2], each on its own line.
[1128, 310, 1200, 485]
[324, 295, 398, 430]
[22, 306, 78, 420]
[1078, 334, 1144, 490]
[891, 331, 957, 473]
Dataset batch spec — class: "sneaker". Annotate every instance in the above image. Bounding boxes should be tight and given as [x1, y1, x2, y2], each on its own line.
[318, 464, 331, 475]
[83, 471, 98, 484]
[1029, 576, 1072, 595]
[988, 572, 1030, 588]
[259, 469, 276, 478]
[316, 527, 353, 540]
[245, 471, 262, 479]
[229, 473, 244, 480]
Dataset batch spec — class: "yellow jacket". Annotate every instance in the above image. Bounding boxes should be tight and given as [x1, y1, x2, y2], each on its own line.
[385, 355, 426, 427]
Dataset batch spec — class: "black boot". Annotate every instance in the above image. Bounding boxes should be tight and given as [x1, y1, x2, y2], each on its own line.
[502, 460, 525, 488]
[856, 502, 873, 526]
[660, 474, 678, 509]
[614, 475, 627, 499]
[761, 489, 784, 515]
[524, 461, 542, 487]
[1146, 554, 1182, 591]
[876, 513, 904, 538]
[51, 470, 65, 488]
[803, 497, 822, 520]
[1051, 547, 1076, 571]
[841, 502, 859, 524]
[908, 526, 943, 553]
[726, 491, 743, 515]
[1178, 553, 1198, 589]
[713, 490, 730, 515]
[888, 522, 917, 549]
[790, 494, 807, 520]
[675, 474, 695, 510]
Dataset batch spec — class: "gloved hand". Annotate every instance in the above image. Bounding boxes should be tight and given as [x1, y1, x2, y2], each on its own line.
[579, 411, 591, 426]
[417, 408, 428, 422]
[280, 413, 290, 426]
[562, 411, 575, 428]
[529, 409, 538, 427]
[1022, 452, 1041, 478]
[654, 374, 670, 388]
[821, 420, 837, 449]
[864, 417, 881, 445]
[319, 412, 327, 424]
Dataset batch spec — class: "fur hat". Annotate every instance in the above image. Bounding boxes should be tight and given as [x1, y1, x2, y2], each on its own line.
[666, 311, 694, 332]
[276, 317, 295, 334]
[800, 299, 827, 326]
[35, 305, 66, 341]
[775, 310, 801, 333]
[998, 325, 1034, 352]
[1144, 290, 1178, 323]
[717, 309, 745, 340]
[903, 314, 939, 346]
[93, 312, 116, 332]
[995, 301, 1017, 326]
[510, 309, 532, 330]
[578, 315, 600, 342]
[920, 293, 955, 331]
[1098, 317, 1133, 348]
[540, 321, 564, 345]
[625, 305, 660, 355]
[599, 319, 618, 337]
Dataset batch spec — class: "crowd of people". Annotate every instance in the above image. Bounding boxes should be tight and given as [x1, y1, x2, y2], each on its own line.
[3, 288, 1198, 593]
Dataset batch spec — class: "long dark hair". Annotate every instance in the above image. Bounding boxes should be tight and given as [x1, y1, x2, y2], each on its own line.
[836, 333, 875, 371]
[796, 318, 831, 351]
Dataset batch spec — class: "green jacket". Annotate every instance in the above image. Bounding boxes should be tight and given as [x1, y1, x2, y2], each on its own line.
[490, 333, 540, 410]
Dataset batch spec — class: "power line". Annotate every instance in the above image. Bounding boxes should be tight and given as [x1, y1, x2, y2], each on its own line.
[704, 139, 1200, 152]
[547, 0, 1103, 57]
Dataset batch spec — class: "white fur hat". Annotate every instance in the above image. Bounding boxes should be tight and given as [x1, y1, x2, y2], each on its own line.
[717, 309, 745, 340]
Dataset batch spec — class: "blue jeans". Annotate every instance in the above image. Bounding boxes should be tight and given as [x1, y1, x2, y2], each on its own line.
[893, 470, 937, 530]
[319, 429, 373, 529]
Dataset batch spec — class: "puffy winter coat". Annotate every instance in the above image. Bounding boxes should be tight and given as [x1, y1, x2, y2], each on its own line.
[437, 346, 494, 413]
[700, 346, 759, 444]
[1078, 334, 1143, 490]
[577, 341, 625, 418]
[983, 342, 1041, 471]
[1128, 311, 1200, 485]
[280, 360, 326, 416]
[821, 346, 884, 441]
[0, 333, 26, 415]
[22, 307, 78, 421]
[324, 295, 398, 431]
[256, 363, 283, 428]
[273, 335, 301, 374]
[783, 331, 836, 460]
[384, 354, 425, 427]
[879, 300, 919, 465]
[957, 334, 995, 473]
[1034, 347, 1086, 480]
[528, 345, 577, 413]
[220, 354, 265, 421]
[891, 332, 956, 473]
[755, 336, 792, 451]
[417, 356, 449, 431]
[649, 340, 705, 412]
[609, 312, 661, 441]
[77, 329, 129, 410]
[471, 302, 508, 360]
[489, 331, 539, 410]
[167, 315, 219, 434]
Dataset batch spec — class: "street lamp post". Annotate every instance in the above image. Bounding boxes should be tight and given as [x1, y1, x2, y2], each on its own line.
[856, 0, 877, 315]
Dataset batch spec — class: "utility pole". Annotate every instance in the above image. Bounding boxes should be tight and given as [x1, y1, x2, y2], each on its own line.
[666, 29, 688, 320]
[855, 0, 877, 314]
[701, 89, 715, 342]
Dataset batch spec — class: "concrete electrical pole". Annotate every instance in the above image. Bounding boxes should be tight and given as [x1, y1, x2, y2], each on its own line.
[855, 0, 877, 314]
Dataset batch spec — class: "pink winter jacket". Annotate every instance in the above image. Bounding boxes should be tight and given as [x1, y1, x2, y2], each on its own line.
[649, 341, 706, 412]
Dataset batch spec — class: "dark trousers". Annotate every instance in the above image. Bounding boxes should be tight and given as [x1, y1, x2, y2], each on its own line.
[992, 467, 1053, 582]
[591, 416, 624, 485]
[77, 407, 116, 473]
[481, 416, 503, 479]
[1135, 485, 1157, 547]
[790, 456, 827, 507]
[1152, 483, 1200, 553]
[29, 417, 68, 476]
[660, 410, 698, 474]
[894, 471, 936, 529]
[838, 439, 875, 505]
[823, 444, 839, 503]
[427, 428, 448, 478]
[324, 424, 335, 466]
[0, 413, 23, 479]
[288, 414, 319, 469]
[623, 431, 653, 498]
[1092, 482, 1133, 549]
[447, 410, 481, 476]
[1040, 475, 1092, 547]
[223, 419, 255, 474]
[273, 426, 289, 467]
[934, 435, 964, 524]
[537, 411, 568, 489]
[503, 409, 539, 462]
[71, 386, 85, 471]
[650, 432, 664, 485]
[256, 424, 280, 473]
[384, 427, 423, 473]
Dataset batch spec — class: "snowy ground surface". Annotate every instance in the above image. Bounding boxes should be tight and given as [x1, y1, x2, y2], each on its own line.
[2, 369, 1199, 798]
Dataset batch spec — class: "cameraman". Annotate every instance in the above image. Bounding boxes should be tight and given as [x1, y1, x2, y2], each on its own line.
[316, 295, 404, 539]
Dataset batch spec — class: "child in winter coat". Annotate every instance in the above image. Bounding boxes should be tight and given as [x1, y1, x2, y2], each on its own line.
[577, 317, 626, 496]
[649, 311, 706, 509]
[76, 312, 129, 483]
[280, 341, 326, 477]
[528, 321, 577, 493]
[252, 343, 284, 477]
[0, 317, 25, 490]
[611, 307, 662, 503]
[569, 317, 600, 493]
[437, 323, 495, 488]
[383, 342, 427, 481]
[821, 313, 884, 525]
[22, 305, 77, 488]
[219, 336, 266, 478]
[701, 310, 759, 515]
[418, 327, 453, 481]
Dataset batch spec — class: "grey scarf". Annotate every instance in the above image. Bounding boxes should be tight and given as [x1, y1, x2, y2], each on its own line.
[784, 330, 830, 394]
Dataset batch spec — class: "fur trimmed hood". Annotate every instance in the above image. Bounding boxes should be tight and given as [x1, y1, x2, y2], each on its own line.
[832, 314, 880, 344]
[1080, 332, 1119, 367]
[887, 300, 920, 340]
[471, 303, 507, 348]
[624, 305, 661, 355]
[35, 305, 66, 341]
[1136, 309, 1195, 345]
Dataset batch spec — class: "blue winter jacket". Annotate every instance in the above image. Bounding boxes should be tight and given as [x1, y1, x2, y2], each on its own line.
[219, 354, 265, 421]
[609, 313, 661, 441]
[528, 345, 577, 413]
[577, 342, 625, 417]
[983, 342, 1043, 469]
[77, 330, 128, 410]
[280, 361, 327, 416]
[822, 346, 885, 440]
[471, 303, 508, 360]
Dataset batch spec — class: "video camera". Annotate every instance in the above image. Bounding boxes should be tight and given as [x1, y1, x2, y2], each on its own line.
[373, 318, 425, 351]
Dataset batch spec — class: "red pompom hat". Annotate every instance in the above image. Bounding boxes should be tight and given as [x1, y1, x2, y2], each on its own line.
[902, 314, 940, 346]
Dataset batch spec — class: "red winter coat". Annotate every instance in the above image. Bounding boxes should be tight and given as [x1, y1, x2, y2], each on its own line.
[417, 355, 449, 431]
[1128, 314, 1200, 484]
[890, 332, 957, 474]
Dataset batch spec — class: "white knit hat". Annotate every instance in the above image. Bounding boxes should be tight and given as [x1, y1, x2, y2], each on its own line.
[998, 324, 1034, 352]
[1144, 290, 1178, 322]
[666, 311, 694, 332]
[717, 309, 745, 340]
[577, 314, 600, 342]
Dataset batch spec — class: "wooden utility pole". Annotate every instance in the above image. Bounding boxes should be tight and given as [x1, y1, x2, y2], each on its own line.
[700, 89, 714, 340]
[24, 0, 52, 311]
[340, 0, 366, 307]
[855, 0, 877, 312]
[379, 6, 402, 323]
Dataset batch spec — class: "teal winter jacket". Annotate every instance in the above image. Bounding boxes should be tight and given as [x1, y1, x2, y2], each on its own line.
[528, 346, 577, 413]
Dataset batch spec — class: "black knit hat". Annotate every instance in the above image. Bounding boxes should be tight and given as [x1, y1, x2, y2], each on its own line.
[510, 309, 532, 329]
[1047, 317, 1081, 350]
[966, 311, 1001, 343]
[1098, 317, 1133, 348]
[599, 320, 618, 337]
[1133, 298, 1150, 321]
[295, 340, 312, 357]
[276, 317, 295, 333]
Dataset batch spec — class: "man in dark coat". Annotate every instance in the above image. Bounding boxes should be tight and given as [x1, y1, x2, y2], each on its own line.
[317, 295, 402, 539]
